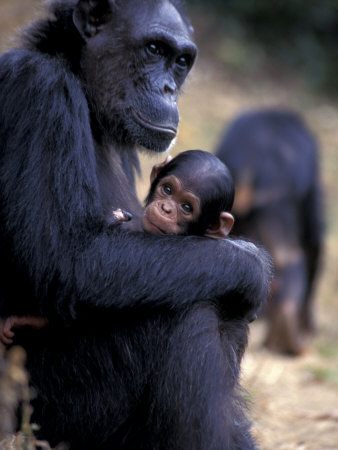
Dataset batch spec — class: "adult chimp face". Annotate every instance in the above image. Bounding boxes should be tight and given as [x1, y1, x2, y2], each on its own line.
[77, 0, 197, 152]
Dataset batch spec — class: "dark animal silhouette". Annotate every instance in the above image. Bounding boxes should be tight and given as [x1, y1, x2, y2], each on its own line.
[216, 109, 324, 355]
[0, 1, 271, 448]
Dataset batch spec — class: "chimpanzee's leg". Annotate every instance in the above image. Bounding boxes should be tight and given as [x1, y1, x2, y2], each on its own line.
[148, 306, 256, 450]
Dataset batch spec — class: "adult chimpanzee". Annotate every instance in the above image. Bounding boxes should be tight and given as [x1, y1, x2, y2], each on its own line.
[216, 109, 324, 356]
[0, 1, 271, 449]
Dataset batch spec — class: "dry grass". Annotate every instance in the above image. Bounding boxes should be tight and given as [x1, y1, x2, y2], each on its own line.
[1, 2, 338, 449]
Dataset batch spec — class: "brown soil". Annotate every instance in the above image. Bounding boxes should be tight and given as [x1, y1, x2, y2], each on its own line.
[1, 2, 338, 449]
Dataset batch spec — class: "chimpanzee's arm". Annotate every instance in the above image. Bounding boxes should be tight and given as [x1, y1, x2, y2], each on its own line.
[65, 230, 271, 320]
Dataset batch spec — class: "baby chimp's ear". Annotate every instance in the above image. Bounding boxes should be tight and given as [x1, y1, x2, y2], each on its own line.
[150, 155, 173, 183]
[205, 212, 234, 239]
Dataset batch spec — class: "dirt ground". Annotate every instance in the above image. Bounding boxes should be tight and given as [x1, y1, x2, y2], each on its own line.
[1, 2, 338, 449]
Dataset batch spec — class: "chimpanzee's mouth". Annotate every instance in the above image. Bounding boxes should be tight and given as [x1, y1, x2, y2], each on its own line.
[146, 217, 167, 235]
[131, 109, 177, 138]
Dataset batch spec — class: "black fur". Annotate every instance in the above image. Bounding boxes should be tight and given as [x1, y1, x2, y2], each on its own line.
[216, 109, 324, 354]
[0, 1, 271, 448]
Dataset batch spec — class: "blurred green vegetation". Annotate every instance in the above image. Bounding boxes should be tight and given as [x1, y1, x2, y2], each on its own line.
[186, 0, 338, 94]
[307, 365, 338, 385]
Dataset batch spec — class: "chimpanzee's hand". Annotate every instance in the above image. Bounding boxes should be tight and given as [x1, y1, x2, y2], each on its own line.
[0, 316, 49, 345]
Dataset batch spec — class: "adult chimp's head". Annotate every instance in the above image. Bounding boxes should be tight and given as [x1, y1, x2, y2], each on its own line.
[72, 0, 197, 151]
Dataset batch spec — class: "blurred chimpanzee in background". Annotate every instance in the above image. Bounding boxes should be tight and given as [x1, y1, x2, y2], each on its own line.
[216, 109, 325, 356]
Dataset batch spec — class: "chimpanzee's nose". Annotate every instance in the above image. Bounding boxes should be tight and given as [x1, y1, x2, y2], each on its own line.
[161, 202, 172, 214]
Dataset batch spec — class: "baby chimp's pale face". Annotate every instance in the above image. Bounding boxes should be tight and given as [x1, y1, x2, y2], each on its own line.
[142, 175, 201, 235]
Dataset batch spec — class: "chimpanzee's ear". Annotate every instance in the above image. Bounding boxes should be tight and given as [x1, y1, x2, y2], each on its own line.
[73, 0, 114, 40]
[205, 212, 234, 239]
[150, 155, 173, 183]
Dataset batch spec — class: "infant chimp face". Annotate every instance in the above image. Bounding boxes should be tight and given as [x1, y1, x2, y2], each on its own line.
[142, 175, 201, 235]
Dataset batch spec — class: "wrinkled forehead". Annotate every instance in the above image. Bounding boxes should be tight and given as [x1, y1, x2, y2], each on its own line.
[120, 0, 193, 42]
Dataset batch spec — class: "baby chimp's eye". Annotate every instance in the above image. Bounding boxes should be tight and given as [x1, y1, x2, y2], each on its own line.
[182, 203, 192, 214]
[162, 184, 172, 195]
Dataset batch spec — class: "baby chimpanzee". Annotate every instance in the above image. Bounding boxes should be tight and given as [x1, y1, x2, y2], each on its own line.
[142, 150, 235, 238]
[117, 149, 235, 237]
[0, 150, 236, 343]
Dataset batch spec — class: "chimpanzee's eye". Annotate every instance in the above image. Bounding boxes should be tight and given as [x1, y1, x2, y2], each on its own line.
[146, 41, 166, 57]
[182, 203, 192, 214]
[162, 184, 172, 195]
[176, 54, 190, 69]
